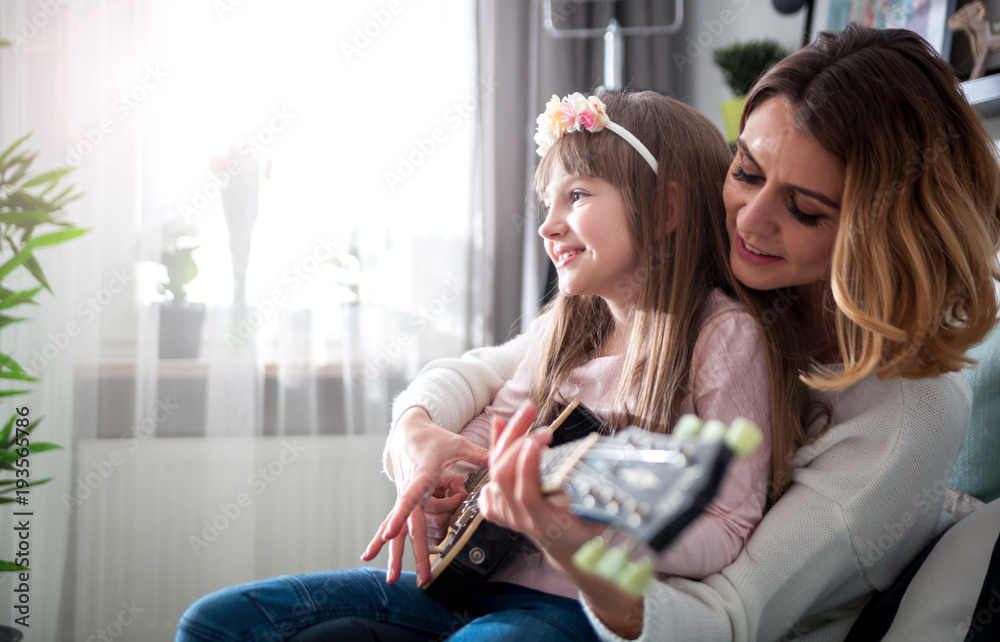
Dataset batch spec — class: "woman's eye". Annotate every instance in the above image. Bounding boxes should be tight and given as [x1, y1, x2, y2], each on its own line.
[731, 167, 762, 185]
[790, 205, 822, 227]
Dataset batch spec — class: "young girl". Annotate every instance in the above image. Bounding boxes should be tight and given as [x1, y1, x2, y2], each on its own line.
[176, 89, 778, 642]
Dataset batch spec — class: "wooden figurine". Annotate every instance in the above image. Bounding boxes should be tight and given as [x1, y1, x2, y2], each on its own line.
[949, 1, 1000, 80]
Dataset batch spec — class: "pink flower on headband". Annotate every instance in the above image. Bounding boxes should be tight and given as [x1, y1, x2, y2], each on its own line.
[534, 93, 611, 157]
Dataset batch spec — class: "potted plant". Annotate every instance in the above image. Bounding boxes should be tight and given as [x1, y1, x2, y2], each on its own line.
[713, 38, 788, 143]
[0, 40, 87, 641]
[157, 215, 205, 359]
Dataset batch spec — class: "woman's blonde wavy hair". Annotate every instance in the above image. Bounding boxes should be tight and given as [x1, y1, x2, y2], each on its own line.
[743, 23, 1000, 391]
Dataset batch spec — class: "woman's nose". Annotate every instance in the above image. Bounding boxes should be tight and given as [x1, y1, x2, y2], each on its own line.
[736, 187, 779, 237]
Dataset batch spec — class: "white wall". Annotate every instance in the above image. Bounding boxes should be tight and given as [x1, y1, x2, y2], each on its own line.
[670, 0, 807, 136]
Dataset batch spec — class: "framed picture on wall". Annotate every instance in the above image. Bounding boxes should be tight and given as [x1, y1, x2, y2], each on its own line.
[811, 0, 957, 57]
[948, 0, 1000, 80]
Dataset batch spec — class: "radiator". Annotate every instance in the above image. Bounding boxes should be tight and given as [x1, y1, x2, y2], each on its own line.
[73, 435, 400, 642]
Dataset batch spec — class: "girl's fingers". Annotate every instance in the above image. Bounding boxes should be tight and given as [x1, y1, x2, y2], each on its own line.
[406, 510, 432, 587]
[362, 518, 390, 560]
[381, 470, 439, 541]
[385, 530, 406, 584]
[425, 493, 465, 529]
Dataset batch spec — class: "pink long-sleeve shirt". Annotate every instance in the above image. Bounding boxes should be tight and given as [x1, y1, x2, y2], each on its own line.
[456, 289, 773, 599]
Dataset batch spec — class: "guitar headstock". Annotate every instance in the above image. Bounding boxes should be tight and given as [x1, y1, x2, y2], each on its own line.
[538, 414, 762, 596]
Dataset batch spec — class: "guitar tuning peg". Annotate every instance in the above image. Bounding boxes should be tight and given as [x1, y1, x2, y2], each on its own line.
[572, 536, 607, 573]
[699, 419, 727, 443]
[673, 414, 703, 438]
[725, 417, 763, 456]
[593, 544, 631, 579]
[615, 557, 654, 597]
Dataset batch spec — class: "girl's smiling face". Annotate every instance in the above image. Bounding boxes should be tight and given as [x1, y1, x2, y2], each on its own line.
[538, 163, 639, 312]
[724, 97, 845, 300]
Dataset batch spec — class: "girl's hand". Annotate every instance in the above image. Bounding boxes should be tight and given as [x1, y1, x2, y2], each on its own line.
[361, 407, 488, 586]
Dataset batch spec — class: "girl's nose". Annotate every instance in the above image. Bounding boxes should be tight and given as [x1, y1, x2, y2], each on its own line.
[537, 206, 566, 239]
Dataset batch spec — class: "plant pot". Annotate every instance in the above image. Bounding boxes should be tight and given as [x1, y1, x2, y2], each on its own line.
[0, 625, 23, 641]
[720, 96, 746, 144]
[159, 302, 206, 359]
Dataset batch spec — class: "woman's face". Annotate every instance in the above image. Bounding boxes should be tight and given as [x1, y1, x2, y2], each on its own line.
[723, 97, 845, 298]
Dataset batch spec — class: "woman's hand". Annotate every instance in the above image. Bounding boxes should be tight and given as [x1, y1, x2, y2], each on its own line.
[361, 407, 488, 586]
[478, 400, 646, 639]
[478, 400, 602, 563]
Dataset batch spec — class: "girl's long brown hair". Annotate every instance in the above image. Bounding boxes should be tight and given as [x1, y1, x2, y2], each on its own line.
[530, 90, 815, 504]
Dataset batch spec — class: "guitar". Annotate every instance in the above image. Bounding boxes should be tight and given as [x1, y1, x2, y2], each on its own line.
[424, 403, 762, 602]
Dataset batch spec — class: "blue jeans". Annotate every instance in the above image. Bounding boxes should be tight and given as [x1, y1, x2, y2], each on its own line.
[175, 567, 599, 642]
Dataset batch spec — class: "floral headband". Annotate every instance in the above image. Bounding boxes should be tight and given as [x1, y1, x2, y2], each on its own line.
[534, 92, 659, 174]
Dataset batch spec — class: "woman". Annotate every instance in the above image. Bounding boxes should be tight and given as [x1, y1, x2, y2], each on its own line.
[373, 23, 1000, 640]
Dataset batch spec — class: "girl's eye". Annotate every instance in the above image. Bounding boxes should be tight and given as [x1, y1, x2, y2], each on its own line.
[571, 190, 585, 202]
[731, 166, 762, 185]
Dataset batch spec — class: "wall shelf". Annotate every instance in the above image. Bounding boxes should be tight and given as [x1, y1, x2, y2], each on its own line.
[962, 75, 1000, 118]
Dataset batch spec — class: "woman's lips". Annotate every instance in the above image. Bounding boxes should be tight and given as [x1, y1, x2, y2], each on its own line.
[736, 236, 783, 265]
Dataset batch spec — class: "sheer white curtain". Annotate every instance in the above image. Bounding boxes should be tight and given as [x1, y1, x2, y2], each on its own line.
[0, 1, 477, 640]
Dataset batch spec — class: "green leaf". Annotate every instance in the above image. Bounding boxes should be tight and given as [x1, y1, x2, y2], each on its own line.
[21, 167, 73, 189]
[0, 390, 29, 399]
[26, 441, 62, 454]
[0, 314, 26, 329]
[6, 189, 57, 214]
[0, 210, 52, 226]
[0, 415, 15, 447]
[0, 560, 29, 572]
[0, 133, 31, 170]
[0, 246, 35, 282]
[0, 476, 53, 494]
[25, 226, 88, 249]
[0, 353, 28, 374]
[0, 371, 39, 382]
[52, 189, 83, 209]
[0, 414, 38, 452]
[0, 286, 42, 311]
[0, 441, 57, 464]
[21, 254, 49, 293]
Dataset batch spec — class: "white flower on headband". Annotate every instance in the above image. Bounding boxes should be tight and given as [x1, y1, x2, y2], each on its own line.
[534, 92, 610, 157]
[532, 92, 658, 174]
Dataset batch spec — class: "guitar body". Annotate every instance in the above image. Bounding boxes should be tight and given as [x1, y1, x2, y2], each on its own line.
[425, 401, 606, 603]
[423, 404, 758, 603]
